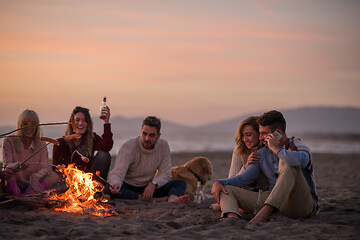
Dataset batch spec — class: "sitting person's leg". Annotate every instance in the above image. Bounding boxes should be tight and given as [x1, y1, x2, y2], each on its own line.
[220, 185, 270, 218]
[153, 179, 189, 203]
[43, 170, 61, 189]
[264, 160, 314, 219]
[91, 150, 111, 182]
[104, 182, 144, 200]
[5, 180, 22, 196]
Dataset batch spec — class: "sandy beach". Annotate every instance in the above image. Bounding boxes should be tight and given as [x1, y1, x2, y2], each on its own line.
[1, 151, 359, 240]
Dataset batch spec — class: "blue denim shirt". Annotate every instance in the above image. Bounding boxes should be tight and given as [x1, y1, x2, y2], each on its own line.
[218, 147, 278, 191]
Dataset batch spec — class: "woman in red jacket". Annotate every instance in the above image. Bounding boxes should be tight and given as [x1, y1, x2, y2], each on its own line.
[52, 106, 113, 181]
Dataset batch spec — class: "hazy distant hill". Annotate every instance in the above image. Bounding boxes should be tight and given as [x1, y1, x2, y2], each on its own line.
[92, 115, 190, 139]
[197, 107, 360, 135]
[1, 107, 360, 140]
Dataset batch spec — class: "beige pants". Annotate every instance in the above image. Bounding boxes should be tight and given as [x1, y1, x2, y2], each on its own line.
[220, 160, 314, 219]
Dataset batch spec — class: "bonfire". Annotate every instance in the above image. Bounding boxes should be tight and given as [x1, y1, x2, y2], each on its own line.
[48, 164, 117, 217]
[0, 120, 122, 217]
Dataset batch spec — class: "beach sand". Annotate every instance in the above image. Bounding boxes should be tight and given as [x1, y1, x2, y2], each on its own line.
[1, 152, 359, 239]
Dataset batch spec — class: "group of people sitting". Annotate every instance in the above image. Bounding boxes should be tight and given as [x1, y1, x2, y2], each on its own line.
[0, 106, 318, 223]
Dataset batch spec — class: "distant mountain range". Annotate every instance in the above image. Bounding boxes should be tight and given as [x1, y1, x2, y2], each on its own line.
[197, 106, 360, 135]
[1, 107, 360, 140]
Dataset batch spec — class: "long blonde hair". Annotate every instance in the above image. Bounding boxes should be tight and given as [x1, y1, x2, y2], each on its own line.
[65, 106, 94, 157]
[14, 109, 42, 152]
[234, 116, 261, 158]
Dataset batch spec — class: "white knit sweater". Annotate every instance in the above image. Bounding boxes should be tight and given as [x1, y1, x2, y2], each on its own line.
[227, 149, 248, 178]
[107, 136, 172, 188]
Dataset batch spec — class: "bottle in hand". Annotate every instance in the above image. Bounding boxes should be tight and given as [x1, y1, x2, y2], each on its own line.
[99, 97, 107, 119]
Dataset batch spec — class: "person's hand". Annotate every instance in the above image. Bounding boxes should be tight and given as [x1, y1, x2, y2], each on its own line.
[209, 203, 221, 211]
[244, 152, 260, 168]
[141, 182, 156, 201]
[110, 184, 120, 194]
[0, 169, 14, 181]
[211, 181, 228, 204]
[265, 132, 281, 154]
[5, 162, 27, 171]
[101, 106, 111, 124]
[29, 172, 43, 192]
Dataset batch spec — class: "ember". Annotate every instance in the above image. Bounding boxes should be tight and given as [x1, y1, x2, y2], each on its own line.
[49, 164, 117, 217]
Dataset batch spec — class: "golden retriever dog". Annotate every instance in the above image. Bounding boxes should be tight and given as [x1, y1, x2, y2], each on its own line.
[171, 157, 212, 197]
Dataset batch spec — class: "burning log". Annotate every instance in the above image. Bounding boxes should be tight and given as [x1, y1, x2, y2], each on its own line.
[47, 164, 118, 217]
[1, 164, 130, 217]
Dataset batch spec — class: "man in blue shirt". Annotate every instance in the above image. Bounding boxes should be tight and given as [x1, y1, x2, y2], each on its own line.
[211, 110, 318, 223]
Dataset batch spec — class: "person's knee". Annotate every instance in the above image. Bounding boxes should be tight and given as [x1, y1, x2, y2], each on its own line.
[93, 151, 111, 171]
[95, 151, 111, 164]
[224, 185, 235, 194]
[173, 179, 187, 190]
[166, 179, 187, 196]
[278, 160, 298, 174]
[92, 151, 111, 181]
[43, 170, 60, 189]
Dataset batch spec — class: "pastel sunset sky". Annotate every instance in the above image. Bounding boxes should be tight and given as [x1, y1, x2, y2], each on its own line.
[1, 0, 359, 127]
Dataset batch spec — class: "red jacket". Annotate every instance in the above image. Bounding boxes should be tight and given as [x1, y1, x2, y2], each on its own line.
[52, 123, 113, 172]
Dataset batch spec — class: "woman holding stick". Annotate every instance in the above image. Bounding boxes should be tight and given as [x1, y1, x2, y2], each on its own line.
[2, 109, 56, 195]
[52, 106, 113, 182]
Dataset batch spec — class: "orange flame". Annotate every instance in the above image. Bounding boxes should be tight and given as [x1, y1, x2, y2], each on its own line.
[49, 164, 116, 217]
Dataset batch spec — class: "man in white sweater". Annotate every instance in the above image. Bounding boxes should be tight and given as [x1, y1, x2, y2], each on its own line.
[105, 116, 189, 203]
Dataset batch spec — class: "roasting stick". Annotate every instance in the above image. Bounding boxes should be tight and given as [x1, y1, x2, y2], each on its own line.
[0, 122, 68, 138]
[2, 136, 60, 146]
[26, 162, 59, 168]
[3, 137, 58, 170]
[2, 136, 62, 171]
[95, 171, 116, 190]
[70, 150, 89, 164]
[0, 116, 76, 138]
[18, 142, 52, 169]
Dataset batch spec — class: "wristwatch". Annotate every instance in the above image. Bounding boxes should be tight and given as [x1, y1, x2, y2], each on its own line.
[152, 180, 158, 188]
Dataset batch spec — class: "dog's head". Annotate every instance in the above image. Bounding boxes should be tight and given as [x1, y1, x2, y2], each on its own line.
[184, 157, 212, 185]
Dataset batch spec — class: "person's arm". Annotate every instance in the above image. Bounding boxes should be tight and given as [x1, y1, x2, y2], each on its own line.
[94, 124, 114, 152]
[52, 138, 71, 167]
[152, 142, 172, 188]
[241, 152, 260, 173]
[218, 161, 262, 188]
[228, 151, 244, 178]
[37, 142, 50, 176]
[1, 139, 16, 180]
[277, 148, 310, 168]
[28, 142, 50, 192]
[107, 142, 133, 188]
[267, 135, 310, 168]
[2, 137, 14, 168]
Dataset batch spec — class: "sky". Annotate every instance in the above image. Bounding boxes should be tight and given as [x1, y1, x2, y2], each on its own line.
[0, 0, 359, 127]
